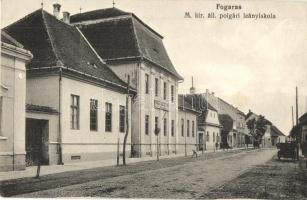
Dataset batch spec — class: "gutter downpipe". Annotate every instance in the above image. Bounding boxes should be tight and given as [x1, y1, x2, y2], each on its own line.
[58, 67, 64, 165]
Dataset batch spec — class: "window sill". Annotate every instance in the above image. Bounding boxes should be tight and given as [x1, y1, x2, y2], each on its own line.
[0, 136, 8, 140]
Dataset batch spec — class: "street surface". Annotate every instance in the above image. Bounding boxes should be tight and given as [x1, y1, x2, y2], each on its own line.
[1, 148, 277, 198]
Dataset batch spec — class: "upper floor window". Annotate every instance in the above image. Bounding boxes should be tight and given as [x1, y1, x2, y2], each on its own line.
[145, 115, 149, 135]
[119, 105, 125, 133]
[105, 103, 112, 132]
[155, 78, 159, 97]
[187, 120, 190, 137]
[163, 82, 167, 100]
[71, 95, 80, 130]
[90, 99, 98, 131]
[171, 120, 175, 137]
[192, 121, 195, 137]
[145, 73, 149, 94]
[171, 85, 174, 102]
[163, 118, 167, 136]
[181, 119, 184, 137]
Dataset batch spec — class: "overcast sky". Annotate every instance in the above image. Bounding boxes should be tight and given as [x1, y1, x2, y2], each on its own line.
[2, 0, 307, 135]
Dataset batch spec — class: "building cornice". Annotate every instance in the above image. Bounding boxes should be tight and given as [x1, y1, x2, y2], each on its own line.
[1, 42, 33, 61]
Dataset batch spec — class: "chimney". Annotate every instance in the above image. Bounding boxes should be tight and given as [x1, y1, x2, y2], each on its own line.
[190, 76, 196, 94]
[62, 11, 70, 24]
[53, 3, 61, 19]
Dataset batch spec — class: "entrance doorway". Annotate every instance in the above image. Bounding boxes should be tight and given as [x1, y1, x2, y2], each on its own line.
[198, 132, 204, 151]
[26, 118, 49, 166]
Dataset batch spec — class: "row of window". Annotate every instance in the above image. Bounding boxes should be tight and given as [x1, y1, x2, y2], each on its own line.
[145, 115, 176, 136]
[71, 95, 125, 132]
[206, 131, 220, 142]
[181, 119, 196, 138]
[145, 74, 175, 102]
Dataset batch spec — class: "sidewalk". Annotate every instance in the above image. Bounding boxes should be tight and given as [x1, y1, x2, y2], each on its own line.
[0, 147, 252, 181]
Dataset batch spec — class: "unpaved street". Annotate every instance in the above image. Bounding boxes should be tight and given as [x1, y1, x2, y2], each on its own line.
[16, 149, 276, 198]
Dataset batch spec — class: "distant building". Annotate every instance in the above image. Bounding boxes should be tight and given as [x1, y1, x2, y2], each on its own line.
[0, 31, 33, 171]
[178, 95, 200, 155]
[70, 7, 183, 157]
[245, 110, 285, 148]
[4, 8, 134, 167]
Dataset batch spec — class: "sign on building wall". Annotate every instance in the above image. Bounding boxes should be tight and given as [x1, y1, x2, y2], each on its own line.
[154, 100, 169, 111]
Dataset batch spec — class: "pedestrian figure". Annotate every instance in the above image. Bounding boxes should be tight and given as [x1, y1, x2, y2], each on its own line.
[192, 144, 198, 158]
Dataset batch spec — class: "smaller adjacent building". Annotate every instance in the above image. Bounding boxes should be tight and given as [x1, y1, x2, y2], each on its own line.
[185, 93, 222, 151]
[0, 31, 33, 171]
[178, 95, 200, 155]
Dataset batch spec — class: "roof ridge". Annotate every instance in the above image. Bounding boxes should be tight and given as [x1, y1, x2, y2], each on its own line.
[41, 10, 62, 66]
[131, 17, 143, 58]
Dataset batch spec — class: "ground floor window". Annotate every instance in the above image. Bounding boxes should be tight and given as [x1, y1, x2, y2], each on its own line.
[145, 115, 149, 135]
[119, 105, 125, 133]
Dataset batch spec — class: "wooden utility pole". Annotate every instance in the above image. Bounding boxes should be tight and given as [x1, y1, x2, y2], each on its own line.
[291, 106, 294, 127]
[296, 86, 299, 160]
[296, 87, 299, 126]
[122, 76, 130, 165]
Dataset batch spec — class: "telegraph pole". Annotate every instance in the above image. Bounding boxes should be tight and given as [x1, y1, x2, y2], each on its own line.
[292, 106, 294, 127]
[295, 86, 299, 160]
[296, 87, 299, 126]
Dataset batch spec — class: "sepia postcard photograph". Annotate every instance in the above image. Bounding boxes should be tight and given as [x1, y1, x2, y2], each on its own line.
[0, 0, 307, 199]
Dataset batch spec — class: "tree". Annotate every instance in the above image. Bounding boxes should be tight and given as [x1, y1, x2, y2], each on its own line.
[247, 115, 269, 147]
[219, 114, 233, 149]
[122, 76, 130, 165]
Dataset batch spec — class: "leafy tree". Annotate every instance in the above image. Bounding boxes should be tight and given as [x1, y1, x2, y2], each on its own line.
[219, 114, 233, 149]
[247, 115, 269, 147]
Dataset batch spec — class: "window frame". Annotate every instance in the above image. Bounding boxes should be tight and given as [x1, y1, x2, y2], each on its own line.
[90, 99, 98, 131]
[155, 116, 159, 132]
[155, 78, 159, 97]
[145, 115, 149, 135]
[70, 94, 80, 130]
[163, 81, 167, 100]
[119, 105, 125, 133]
[171, 85, 174, 102]
[187, 120, 190, 137]
[105, 102, 112, 132]
[171, 120, 175, 137]
[145, 73, 149, 94]
[192, 121, 195, 137]
[181, 118, 184, 137]
[163, 118, 167, 136]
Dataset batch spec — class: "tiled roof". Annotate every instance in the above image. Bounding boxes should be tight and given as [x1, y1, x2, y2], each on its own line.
[4, 9, 131, 91]
[178, 95, 200, 114]
[185, 94, 217, 111]
[270, 125, 285, 137]
[71, 8, 183, 80]
[71, 7, 130, 23]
